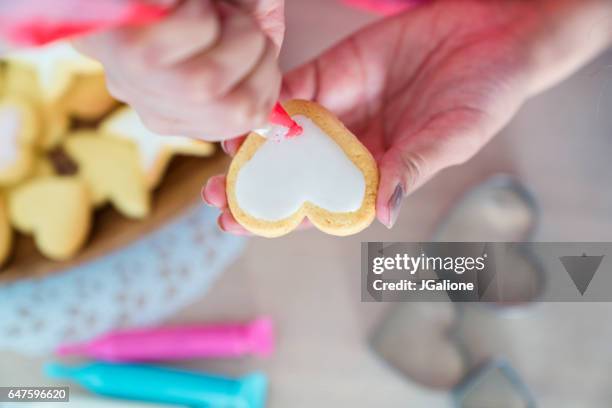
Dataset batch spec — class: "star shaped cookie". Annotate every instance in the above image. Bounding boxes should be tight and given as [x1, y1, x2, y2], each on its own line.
[101, 107, 215, 187]
[8, 41, 103, 102]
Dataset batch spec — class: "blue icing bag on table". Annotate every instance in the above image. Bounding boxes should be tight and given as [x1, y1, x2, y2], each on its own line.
[45, 362, 267, 408]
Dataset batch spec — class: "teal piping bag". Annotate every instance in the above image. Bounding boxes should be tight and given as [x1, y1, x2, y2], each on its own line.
[45, 362, 267, 408]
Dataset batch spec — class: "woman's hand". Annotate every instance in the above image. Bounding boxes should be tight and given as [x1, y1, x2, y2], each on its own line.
[74, 0, 285, 140]
[204, 0, 541, 232]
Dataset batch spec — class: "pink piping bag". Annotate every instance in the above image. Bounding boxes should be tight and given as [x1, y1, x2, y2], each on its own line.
[255, 102, 303, 141]
[0, 0, 170, 47]
[56, 316, 274, 362]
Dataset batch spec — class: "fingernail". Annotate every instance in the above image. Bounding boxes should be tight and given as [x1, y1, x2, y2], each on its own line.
[386, 184, 404, 229]
[217, 216, 227, 231]
[201, 186, 212, 206]
[220, 140, 230, 155]
[217, 214, 245, 234]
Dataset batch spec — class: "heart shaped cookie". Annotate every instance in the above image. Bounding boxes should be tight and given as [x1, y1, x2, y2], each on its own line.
[0, 96, 39, 186]
[227, 100, 378, 237]
[101, 107, 216, 187]
[9, 176, 92, 260]
[0, 194, 12, 266]
[64, 132, 150, 219]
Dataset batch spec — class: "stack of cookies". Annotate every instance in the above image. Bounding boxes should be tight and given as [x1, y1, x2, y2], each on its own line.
[0, 42, 215, 264]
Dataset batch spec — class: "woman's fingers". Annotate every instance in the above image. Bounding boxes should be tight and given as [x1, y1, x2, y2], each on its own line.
[74, 0, 282, 140]
[202, 175, 228, 208]
[75, 0, 219, 65]
[218, 210, 252, 235]
[105, 38, 279, 139]
[202, 180, 251, 236]
[177, 4, 267, 101]
[134, 0, 220, 66]
[221, 136, 247, 156]
[246, 0, 286, 50]
[203, 175, 250, 234]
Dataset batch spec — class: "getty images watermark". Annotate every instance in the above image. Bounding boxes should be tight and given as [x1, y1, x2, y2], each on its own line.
[361, 242, 608, 302]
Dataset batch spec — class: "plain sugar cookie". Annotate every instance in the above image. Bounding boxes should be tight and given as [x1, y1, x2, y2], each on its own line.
[64, 131, 150, 219]
[227, 100, 378, 237]
[8, 176, 92, 261]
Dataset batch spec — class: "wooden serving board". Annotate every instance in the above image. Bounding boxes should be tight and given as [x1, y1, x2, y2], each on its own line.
[0, 152, 229, 283]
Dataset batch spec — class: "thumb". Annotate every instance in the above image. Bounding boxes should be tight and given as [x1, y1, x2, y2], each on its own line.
[376, 143, 433, 230]
[280, 40, 371, 129]
[376, 114, 488, 228]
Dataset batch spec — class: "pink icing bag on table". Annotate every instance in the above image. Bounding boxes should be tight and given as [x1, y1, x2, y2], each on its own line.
[56, 316, 274, 362]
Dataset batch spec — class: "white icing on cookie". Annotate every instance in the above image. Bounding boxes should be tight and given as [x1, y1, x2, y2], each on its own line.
[235, 115, 366, 221]
[253, 124, 291, 141]
[0, 107, 22, 171]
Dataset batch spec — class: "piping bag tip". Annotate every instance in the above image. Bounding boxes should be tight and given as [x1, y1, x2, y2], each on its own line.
[269, 102, 303, 138]
[286, 122, 304, 138]
[44, 362, 79, 380]
[248, 316, 275, 357]
[239, 372, 269, 408]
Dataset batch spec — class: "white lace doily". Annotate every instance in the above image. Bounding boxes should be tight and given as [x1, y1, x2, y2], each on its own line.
[0, 205, 245, 356]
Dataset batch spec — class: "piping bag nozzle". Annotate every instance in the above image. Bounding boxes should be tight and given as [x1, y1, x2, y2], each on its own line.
[255, 102, 303, 141]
